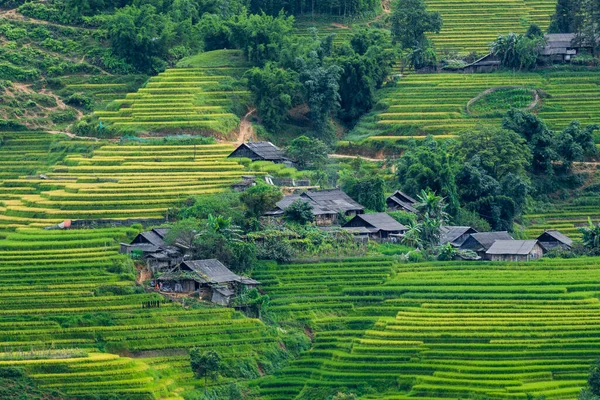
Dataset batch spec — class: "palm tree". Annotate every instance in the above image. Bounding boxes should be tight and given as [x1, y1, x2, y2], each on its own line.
[580, 217, 600, 249]
[402, 221, 423, 249]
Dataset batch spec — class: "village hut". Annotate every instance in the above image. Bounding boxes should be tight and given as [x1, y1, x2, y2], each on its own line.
[459, 231, 514, 258]
[486, 240, 544, 262]
[120, 228, 183, 272]
[157, 259, 260, 306]
[536, 230, 573, 252]
[264, 189, 364, 225]
[343, 213, 408, 239]
[301, 189, 364, 217]
[228, 142, 289, 163]
[439, 226, 478, 247]
[386, 190, 418, 213]
[461, 54, 501, 73]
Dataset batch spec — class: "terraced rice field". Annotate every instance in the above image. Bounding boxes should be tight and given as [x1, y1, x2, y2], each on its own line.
[94, 67, 248, 135]
[0, 227, 279, 398]
[426, 0, 557, 53]
[523, 191, 600, 239]
[0, 131, 252, 227]
[253, 257, 600, 399]
[350, 70, 600, 141]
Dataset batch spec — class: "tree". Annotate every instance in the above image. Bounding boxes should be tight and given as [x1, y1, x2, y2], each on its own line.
[240, 183, 283, 219]
[580, 217, 600, 250]
[190, 349, 221, 389]
[246, 63, 299, 131]
[107, 5, 174, 73]
[229, 11, 295, 66]
[297, 55, 342, 140]
[390, 0, 442, 49]
[502, 110, 557, 174]
[284, 199, 315, 225]
[413, 189, 449, 248]
[339, 171, 386, 212]
[588, 358, 600, 396]
[286, 135, 329, 169]
[491, 32, 544, 70]
[454, 126, 531, 180]
[549, 0, 577, 33]
[396, 137, 460, 216]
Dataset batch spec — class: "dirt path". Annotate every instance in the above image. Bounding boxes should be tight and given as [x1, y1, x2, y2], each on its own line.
[329, 154, 385, 162]
[369, 0, 391, 25]
[0, 8, 96, 31]
[236, 108, 256, 145]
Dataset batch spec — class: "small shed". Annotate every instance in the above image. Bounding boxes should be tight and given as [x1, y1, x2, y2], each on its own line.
[439, 226, 478, 247]
[120, 228, 183, 272]
[537, 230, 573, 252]
[386, 190, 418, 213]
[343, 213, 407, 239]
[461, 54, 501, 73]
[486, 240, 544, 262]
[460, 231, 514, 258]
[228, 142, 288, 163]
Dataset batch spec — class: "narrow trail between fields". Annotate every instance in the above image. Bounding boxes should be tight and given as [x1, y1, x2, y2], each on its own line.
[236, 108, 256, 145]
[329, 154, 385, 162]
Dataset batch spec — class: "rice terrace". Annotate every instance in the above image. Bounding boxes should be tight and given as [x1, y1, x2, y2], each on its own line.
[2, 0, 600, 399]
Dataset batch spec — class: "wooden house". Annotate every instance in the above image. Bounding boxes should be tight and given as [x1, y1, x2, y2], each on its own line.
[537, 230, 573, 252]
[460, 54, 501, 73]
[157, 259, 260, 306]
[439, 226, 478, 247]
[264, 189, 364, 226]
[228, 142, 289, 163]
[486, 240, 544, 262]
[459, 231, 514, 258]
[386, 190, 418, 213]
[120, 228, 183, 272]
[301, 189, 364, 217]
[343, 213, 407, 239]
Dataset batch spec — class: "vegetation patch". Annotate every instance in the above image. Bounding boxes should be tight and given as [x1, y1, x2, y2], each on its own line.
[467, 86, 539, 117]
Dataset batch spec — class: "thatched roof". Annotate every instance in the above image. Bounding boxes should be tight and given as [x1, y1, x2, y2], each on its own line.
[486, 240, 540, 255]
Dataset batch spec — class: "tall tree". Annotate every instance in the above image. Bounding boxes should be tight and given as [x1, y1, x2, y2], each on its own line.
[246, 63, 299, 131]
[390, 0, 442, 48]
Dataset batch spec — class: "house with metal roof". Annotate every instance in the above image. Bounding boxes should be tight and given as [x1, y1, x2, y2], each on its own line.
[537, 230, 573, 252]
[228, 142, 289, 163]
[386, 190, 418, 213]
[459, 231, 514, 258]
[486, 240, 544, 262]
[343, 213, 408, 239]
[157, 259, 260, 306]
[120, 228, 183, 272]
[439, 226, 478, 247]
[264, 189, 364, 225]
